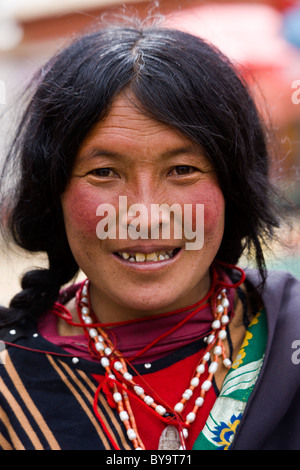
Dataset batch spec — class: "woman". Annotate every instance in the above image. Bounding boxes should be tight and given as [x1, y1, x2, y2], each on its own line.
[0, 20, 299, 451]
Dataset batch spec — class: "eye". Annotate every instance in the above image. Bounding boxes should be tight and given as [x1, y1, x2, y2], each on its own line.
[90, 168, 119, 178]
[168, 165, 198, 176]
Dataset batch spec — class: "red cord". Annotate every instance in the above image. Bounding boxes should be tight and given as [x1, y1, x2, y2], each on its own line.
[93, 382, 121, 450]
[215, 261, 246, 287]
[52, 262, 245, 331]
[4, 262, 246, 451]
[2, 341, 75, 357]
[74, 269, 217, 329]
[127, 302, 210, 361]
[52, 262, 244, 366]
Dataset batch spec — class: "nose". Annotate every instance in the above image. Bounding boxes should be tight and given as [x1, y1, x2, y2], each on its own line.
[118, 196, 164, 238]
[118, 195, 182, 241]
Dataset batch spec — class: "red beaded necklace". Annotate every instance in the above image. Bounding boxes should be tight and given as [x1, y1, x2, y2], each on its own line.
[55, 263, 245, 450]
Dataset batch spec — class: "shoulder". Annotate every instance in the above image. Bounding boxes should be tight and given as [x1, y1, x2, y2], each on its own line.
[245, 267, 300, 291]
[0, 320, 38, 373]
[245, 268, 300, 315]
[245, 268, 300, 374]
[0, 322, 35, 342]
[244, 268, 300, 356]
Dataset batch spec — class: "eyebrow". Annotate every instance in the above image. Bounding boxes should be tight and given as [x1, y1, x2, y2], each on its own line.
[81, 145, 204, 161]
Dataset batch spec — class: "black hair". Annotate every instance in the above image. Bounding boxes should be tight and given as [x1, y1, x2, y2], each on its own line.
[0, 19, 281, 326]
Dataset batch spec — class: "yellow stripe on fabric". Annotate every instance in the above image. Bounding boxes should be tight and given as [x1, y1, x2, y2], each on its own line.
[47, 355, 111, 449]
[0, 406, 25, 450]
[4, 353, 61, 450]
[59, 361, 122, 449]
[77, 369, 132, 450]
[0, 378, 43, 449]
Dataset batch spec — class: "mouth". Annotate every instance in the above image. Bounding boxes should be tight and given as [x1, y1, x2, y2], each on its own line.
[113, 247, 182, 263]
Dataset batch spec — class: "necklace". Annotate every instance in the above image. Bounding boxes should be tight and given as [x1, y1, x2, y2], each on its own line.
[73, 266, 244, 450]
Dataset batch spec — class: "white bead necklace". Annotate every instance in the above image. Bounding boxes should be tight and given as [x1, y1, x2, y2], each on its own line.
[77, 279, 233, 450]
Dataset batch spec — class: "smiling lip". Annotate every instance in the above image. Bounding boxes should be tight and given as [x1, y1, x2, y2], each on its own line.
[112, 245, 182, 268]
[113, 244, 181, 255]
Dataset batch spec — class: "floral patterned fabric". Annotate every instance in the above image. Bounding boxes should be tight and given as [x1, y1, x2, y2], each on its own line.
[193, 309, 268, 450]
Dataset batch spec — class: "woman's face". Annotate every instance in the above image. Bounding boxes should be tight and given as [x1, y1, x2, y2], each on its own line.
[61, 93, 225, 322]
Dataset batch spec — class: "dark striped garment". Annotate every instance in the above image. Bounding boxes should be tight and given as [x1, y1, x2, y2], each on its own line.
[0, 339, 127, 449]
[0, 323, 214, 450]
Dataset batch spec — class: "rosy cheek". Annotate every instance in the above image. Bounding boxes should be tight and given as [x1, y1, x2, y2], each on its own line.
[179, 182, 225, 235]
[62, 183, 112, 237]
[203, 187, 225, 232]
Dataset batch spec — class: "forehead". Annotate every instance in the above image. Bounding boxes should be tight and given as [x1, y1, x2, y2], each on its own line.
[78, 93, 199, 155]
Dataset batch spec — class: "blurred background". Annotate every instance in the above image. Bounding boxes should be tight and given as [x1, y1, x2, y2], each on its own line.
[0, 0, 299, 306]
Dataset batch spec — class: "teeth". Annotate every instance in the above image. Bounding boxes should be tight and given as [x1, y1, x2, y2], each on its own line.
[135, 253, 146, 262]
[118, 249, 177, 262]
[146, 252, 157, 261]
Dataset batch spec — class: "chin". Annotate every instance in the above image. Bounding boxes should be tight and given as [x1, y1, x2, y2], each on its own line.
[118, 292, 178, 316]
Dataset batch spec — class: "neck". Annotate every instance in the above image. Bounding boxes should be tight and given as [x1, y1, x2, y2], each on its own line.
[88, 273, 212, 325]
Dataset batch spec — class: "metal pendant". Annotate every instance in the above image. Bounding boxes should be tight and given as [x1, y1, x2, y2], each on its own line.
[158, 425, 181, 450]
